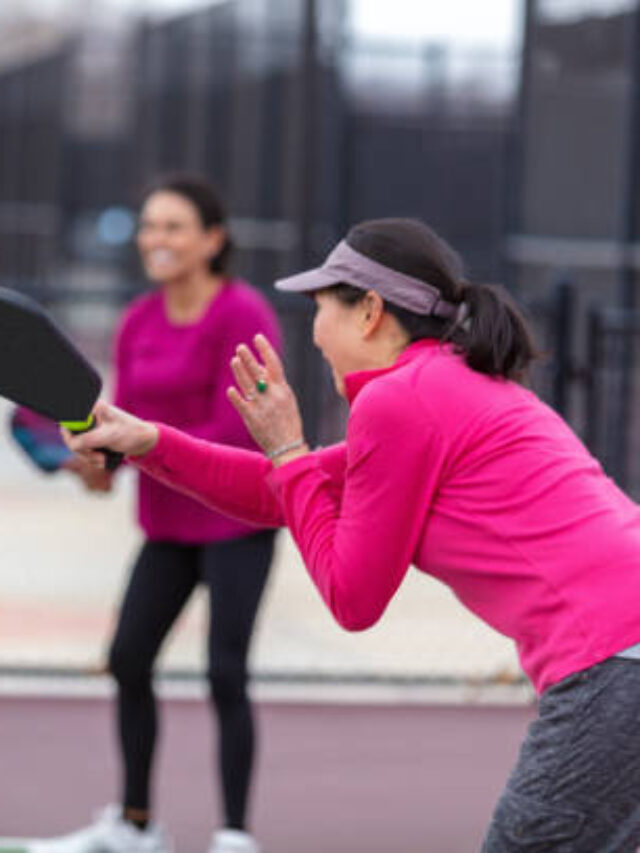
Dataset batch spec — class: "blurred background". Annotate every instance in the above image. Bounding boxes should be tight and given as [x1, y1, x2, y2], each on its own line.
[0, 0, 639, 690]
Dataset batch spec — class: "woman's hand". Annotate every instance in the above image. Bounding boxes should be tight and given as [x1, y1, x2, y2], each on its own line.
[61, 400, 159, 468]
[227, 334, 308, 465]
[64, 455, 115, 492]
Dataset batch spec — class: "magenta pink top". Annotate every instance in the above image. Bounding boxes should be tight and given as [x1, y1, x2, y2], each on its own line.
[135, 339, 640, 692]
[115, 280, 281, 544]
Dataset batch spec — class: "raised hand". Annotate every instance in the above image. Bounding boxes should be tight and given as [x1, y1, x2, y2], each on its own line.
[227, 334, 308, 464]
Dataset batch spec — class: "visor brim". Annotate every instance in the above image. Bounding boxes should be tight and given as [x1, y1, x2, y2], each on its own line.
[274, 268, 345, 294]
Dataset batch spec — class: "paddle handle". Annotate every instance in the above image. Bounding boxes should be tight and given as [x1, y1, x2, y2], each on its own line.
[61, 415, 124, 472]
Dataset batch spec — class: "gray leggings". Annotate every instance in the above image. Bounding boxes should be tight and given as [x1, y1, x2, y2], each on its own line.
[482, 656, 640, 852]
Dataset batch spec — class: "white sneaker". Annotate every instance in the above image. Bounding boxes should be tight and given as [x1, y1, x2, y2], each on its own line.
[208, 829, 261, 853]
[29, 805, 172, 853]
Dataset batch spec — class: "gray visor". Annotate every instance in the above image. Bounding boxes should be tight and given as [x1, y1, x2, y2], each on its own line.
[275, 240, 459, 319]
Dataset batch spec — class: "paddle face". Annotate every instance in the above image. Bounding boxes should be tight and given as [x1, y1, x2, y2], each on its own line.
[0, 287, 102, 423]
[10, 406, 74, 474]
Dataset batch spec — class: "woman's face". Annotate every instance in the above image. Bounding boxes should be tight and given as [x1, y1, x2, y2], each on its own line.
[136, 191, 222, 284]
[312, 290, 368, 396]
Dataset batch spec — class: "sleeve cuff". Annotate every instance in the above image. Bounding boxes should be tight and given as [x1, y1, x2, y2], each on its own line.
[127, 422, 169, 468]
[266, 451, 320, 493]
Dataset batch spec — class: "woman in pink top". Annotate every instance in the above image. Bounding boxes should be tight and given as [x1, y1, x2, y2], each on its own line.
[64, 219, 640, 851]
[37, 176, 281, 853]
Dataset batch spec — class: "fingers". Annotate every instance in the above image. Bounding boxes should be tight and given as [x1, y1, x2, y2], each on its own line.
[235, 343, 265, 386]
[61, 401, 116, 457]
[254, 334, 285, 381]
[60, 427, 100, 466]
[234, 336, 285, 388]
[227, 385, 253, 418]
[62, 444, 106, 471]
[84, 468, 114, 491]
[230, 354, 257, 400]
[61, 424, 101, 455]
[92, 399, 110, 418]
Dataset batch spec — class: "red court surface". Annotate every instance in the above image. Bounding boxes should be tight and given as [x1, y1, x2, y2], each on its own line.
[0, 694, 535, 852]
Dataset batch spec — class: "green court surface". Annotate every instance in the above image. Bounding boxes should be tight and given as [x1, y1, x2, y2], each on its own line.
[0, 844, 29, 852]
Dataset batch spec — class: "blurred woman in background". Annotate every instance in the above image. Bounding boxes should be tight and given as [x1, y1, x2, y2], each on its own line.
[34, 174, 281, 853]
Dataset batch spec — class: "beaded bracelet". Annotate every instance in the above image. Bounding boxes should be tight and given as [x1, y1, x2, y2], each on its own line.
[266, 438, 306, 460]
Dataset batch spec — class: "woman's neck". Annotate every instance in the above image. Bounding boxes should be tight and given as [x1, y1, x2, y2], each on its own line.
[366, 317, 411, 370]
[163, 271, 225, 324]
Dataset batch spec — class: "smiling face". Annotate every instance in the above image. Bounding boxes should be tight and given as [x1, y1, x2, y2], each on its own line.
[136, 190, 224, 285]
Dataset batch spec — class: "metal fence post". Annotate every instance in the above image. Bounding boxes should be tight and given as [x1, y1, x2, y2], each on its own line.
[584, 305, 602, 458]
[294, 0, 322, 446]
[550, 276, 575, 417]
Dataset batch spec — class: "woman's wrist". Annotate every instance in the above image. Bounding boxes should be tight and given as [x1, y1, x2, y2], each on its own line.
[130, 422, 160, 457]
[268, 440, 309, 468]
[266, 438, 306, 460]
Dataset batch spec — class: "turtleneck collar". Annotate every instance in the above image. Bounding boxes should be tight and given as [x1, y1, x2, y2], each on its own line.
[343, 339, 443, 405]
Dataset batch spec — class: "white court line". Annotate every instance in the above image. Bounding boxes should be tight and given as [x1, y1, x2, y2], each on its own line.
[0, 672, 535, 706]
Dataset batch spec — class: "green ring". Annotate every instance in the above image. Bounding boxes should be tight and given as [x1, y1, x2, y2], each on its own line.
[256, 378, 268, 394]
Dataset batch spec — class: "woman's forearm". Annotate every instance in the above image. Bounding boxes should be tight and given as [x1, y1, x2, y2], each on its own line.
[135, 423, 286, 527]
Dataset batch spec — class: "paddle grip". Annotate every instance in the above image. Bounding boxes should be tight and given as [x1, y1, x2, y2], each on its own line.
[100, 447, 124, 472]
[65, 417, 124, 472]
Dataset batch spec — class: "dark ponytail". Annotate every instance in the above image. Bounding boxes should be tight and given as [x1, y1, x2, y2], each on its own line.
[330, 279, 538, 383]
[455, 282, 538, 382]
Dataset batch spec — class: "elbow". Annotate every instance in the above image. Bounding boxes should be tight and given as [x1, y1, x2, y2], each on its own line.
[338, 616, 376, 633]
[315, 560, 390, 632]
[332, 603, 383, 633]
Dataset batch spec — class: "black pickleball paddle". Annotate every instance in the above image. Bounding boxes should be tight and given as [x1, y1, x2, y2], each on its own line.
[0, 286, 122, 470]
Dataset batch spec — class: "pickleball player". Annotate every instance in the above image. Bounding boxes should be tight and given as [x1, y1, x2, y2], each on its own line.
[33, 174, 282, 853]
[65, 218, 640, 851]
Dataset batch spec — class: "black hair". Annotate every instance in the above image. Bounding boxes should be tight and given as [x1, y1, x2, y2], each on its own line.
[140, 172, 233, 274]
[331, 218, 537, 382]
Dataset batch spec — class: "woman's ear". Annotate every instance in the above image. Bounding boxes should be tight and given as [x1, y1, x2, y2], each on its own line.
[204, 225, 226, 263]
[361, 290, 385, 337]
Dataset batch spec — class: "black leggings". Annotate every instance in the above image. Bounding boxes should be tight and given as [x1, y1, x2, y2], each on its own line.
[108, 531, 275, 829]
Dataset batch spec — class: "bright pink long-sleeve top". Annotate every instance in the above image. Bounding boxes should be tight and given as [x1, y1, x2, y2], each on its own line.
[114, 280, 281, 543]
[135, 340, 640, 693]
